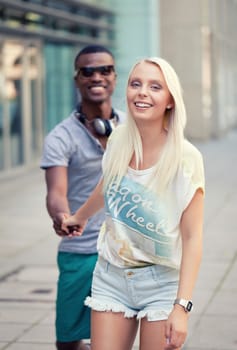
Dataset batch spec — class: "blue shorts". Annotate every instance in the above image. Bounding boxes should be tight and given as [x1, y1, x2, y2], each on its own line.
[56, 252, 98, 342]
[85, 257, 179, 321]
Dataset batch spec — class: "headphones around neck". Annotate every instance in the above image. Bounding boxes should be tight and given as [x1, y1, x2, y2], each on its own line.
[75, 104, 119, 137]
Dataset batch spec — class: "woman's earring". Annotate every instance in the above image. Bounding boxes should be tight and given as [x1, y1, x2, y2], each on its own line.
[167, 104, 172, 109]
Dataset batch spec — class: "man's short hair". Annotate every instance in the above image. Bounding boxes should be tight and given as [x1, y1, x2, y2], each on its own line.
[74, 45, 114, 69]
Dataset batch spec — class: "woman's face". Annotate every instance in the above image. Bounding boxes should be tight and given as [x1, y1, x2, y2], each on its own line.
[127, 61, 173, 125]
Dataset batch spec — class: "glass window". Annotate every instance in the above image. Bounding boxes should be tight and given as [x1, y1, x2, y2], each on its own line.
[1, 41, 24, 167]
[28, 44, 42, 157]
[44, 44, 74, 132]
[0, 39, 43, 173]
[0, 102, 3, 170]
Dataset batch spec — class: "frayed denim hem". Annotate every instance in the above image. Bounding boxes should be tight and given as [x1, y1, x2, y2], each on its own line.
[84, 296, 137, 318]
[136, 309, 169, 321]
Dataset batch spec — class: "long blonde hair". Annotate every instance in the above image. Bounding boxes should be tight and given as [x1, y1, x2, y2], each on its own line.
[103, 57, 187, 194]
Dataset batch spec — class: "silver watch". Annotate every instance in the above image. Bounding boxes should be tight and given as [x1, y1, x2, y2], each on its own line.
[174, 298, 193, 312]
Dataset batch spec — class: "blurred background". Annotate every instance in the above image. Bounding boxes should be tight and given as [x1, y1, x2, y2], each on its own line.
[0, 0, 236, 177]
[0, 1, 237, 349]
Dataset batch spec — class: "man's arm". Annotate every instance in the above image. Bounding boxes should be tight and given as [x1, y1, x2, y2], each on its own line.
[45, 166, 71, 236]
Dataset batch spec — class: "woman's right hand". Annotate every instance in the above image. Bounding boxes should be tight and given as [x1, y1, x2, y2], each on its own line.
[61, 178, 104, 236]
[61, 214, 88, 236]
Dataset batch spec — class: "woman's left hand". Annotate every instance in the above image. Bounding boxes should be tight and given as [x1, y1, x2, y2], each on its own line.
[164, 306, 188, 349]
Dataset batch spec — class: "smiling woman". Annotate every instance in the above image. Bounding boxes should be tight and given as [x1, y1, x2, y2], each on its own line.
[127, 61, 173, 117]
[62, 56, 205, 350]
[126, 60, 173, 153]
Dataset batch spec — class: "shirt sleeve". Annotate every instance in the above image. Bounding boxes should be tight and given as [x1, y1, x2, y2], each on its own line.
[40, 127, 73, 169]
[181, 142, 205, 210]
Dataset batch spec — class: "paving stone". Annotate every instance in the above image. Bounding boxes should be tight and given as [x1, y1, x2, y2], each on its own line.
[17, 324, 55, 343]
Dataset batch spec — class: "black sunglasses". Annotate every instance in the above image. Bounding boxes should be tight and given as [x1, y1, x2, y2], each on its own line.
[75, 65, 115, 78]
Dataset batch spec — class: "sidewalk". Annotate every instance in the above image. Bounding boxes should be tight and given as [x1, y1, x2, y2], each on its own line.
[0, 130, 237, 350]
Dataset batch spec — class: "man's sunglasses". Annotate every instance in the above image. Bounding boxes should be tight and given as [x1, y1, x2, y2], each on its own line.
[75, 65, 115, 78]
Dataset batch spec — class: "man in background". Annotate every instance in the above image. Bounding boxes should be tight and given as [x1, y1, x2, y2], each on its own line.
[41, 45, 124, 350]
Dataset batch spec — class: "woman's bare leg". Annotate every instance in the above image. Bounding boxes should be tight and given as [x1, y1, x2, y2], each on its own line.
[139, 318, 181, 350]
[91, 310, 139, 350]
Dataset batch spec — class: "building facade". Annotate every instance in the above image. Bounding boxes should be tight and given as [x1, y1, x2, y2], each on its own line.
[159, 0, 237, 139]
[1, 0, 236, 177]
[112, 0, 237, 140]
[0, 0, 115, 177]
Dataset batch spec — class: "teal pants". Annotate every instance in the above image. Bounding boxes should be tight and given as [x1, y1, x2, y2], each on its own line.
[56, 252, 98, 342]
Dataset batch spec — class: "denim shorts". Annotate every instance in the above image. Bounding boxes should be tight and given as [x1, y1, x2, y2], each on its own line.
[85, 257, 179, 321]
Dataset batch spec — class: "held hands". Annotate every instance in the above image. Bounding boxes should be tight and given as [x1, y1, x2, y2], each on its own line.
[165, 306, 188, 349]
[61, 214, 87, 237]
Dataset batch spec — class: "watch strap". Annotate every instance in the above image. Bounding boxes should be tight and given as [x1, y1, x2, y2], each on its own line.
[174, 298, 193, 312]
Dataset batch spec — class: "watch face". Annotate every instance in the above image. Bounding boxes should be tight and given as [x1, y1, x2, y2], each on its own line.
[186, 301, 193, 312]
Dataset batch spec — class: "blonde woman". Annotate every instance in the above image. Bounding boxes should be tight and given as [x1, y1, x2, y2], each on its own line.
[62, 57, 205, 350]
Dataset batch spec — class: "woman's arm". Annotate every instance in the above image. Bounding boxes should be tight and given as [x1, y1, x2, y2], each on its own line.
[177, 188, 204, 299]
[61, 179, 104, 235]
[165, 188, 204, 349]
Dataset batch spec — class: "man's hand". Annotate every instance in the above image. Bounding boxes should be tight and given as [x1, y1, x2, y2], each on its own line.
[52, 212, 69, 236]
[52, 212, 80, 237]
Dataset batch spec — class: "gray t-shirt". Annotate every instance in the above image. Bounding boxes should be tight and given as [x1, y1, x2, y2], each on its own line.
[40, 109, 125, 254]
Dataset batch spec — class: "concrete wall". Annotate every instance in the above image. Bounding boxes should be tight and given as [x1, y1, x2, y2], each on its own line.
[160, 0, 237, 140]
[209, 0, 237, 137]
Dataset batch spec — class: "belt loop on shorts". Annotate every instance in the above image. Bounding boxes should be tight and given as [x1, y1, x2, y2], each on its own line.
[99, 256, 110, 272]
[105, 261, 110, 272]
[150, 264, 158, 281]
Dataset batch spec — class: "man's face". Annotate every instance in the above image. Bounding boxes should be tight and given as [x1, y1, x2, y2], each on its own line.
[74, 52, 117, 104]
